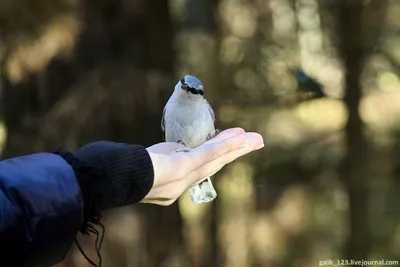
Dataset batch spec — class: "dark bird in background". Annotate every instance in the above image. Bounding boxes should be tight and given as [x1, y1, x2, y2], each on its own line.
[291, 69, 326, 100]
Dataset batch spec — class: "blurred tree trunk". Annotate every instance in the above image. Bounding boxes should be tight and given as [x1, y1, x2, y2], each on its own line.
[338, 0, 370, 260]
[1, 0, 188, 266]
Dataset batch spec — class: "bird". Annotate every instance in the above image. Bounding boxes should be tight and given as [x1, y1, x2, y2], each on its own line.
[161, 75, 218, 204]
[291, 69, 326, 99]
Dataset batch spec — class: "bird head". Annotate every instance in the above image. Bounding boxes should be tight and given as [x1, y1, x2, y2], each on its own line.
[175, 75, 204, 99]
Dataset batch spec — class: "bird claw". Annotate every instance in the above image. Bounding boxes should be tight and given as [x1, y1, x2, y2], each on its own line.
[173, 148, 191, 153]
[177, 140, 186, 146]
[172, 140, 190, 153]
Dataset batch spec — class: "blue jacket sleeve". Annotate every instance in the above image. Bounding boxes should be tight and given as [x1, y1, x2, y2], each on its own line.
[0, 153, 83, 267]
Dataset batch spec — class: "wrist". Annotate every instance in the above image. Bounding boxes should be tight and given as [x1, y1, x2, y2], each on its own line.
[141, 151, 187, 205]
[68, 142, 155, 221]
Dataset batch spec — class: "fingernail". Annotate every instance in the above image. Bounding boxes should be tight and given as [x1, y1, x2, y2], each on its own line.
[254, 143, 264, 150]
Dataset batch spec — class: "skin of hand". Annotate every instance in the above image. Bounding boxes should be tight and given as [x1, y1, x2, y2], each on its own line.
[142, 128, 264, 206]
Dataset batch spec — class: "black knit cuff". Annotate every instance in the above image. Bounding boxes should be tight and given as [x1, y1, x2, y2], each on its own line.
[74, 141, 154, 210]
[55, 141, 154, 224]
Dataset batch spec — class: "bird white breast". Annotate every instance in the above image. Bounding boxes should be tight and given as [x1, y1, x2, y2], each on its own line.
[164, 97, 215, 148]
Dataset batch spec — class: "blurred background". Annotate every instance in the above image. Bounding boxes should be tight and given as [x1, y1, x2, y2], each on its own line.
[1, 0, 400, 266]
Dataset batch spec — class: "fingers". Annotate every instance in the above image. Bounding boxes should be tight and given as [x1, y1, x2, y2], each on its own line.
[199, 132, 263, 159]
[204, 127, 245, 144]
[147, 127, 245, 154]
[147, 128, 245, 154]
[188, 132, 264, 174]
[187, 138, 259, 185]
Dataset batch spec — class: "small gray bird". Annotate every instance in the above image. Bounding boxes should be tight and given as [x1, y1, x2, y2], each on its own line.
[161, 75, 218, 204]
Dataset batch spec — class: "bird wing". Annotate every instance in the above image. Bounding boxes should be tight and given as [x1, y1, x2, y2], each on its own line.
[206, 100, 215, 123]
[161, 106, 166, 132]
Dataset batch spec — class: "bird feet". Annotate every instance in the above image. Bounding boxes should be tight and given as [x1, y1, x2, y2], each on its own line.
[174, 140, 191, 153]
[174, 148, 191, 153]
[177, 140, 186, 146]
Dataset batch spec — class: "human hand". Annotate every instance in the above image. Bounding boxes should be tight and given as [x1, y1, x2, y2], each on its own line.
[142, 128, 264, 206]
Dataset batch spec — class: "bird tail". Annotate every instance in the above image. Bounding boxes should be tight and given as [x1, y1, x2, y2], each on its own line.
[188, 177, 217, 204]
